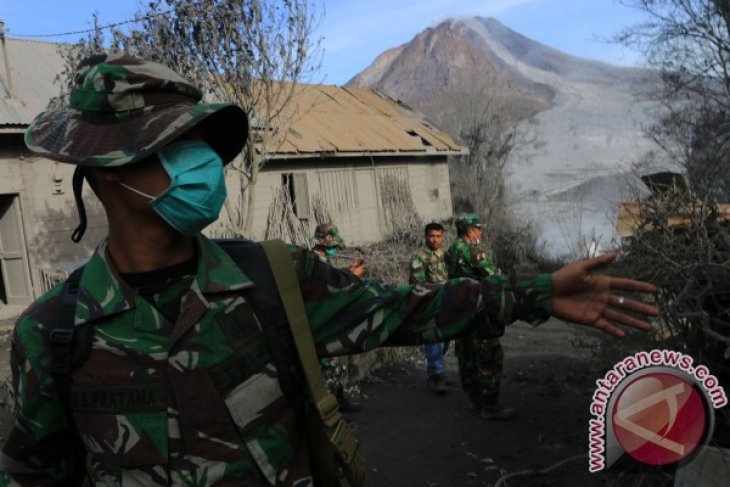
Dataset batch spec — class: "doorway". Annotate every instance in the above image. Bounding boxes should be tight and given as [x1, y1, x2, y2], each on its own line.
[0, 194, 33, 306]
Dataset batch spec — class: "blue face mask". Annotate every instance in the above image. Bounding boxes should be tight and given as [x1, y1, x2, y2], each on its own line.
[325, 247, 338, 256]
[120, 139, 227, 236]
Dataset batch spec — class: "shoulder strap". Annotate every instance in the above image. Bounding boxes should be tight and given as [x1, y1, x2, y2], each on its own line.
[48, 266, 86, 380]
[260, 240, 363, 483]
[47, 265, 91, 483]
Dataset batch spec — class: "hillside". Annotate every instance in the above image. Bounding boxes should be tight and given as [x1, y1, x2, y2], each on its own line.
[348, 17, 556, 123]
[348, 17, 665, 256]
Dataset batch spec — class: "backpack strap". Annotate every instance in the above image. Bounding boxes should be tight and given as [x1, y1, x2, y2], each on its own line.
[214, 238, 302, 397]
[47, 265, 91, 483]
[48, 266, 86, 400]
[260, 240, 363, 485]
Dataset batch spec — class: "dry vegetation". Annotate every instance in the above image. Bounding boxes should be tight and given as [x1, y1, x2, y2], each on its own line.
[613, 187, 730, 373]
[610, 185, 730, 447]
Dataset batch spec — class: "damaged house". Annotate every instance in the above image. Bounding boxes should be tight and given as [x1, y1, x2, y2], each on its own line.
[212, 83, 464, 244]
[0, 33, 463, 308]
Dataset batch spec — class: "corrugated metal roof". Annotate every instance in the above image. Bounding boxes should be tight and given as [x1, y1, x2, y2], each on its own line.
[262, 84, 465, 157]
[0, 38, 67, 127]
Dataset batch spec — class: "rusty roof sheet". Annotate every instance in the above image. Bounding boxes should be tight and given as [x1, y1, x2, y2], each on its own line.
[616, 202, 730, 237]
[0, 38, 67, 128]
[263, 84, 465, 157]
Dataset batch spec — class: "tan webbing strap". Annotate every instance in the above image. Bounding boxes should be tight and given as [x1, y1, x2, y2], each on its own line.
[260, 240, 360, 467]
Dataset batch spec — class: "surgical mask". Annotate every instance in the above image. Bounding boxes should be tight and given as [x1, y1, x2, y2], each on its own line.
[119, 139, 226, 236]
[325, 247, 338, 256]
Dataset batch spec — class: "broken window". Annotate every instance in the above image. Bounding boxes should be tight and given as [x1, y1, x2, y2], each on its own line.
[282, 173, 310, 220]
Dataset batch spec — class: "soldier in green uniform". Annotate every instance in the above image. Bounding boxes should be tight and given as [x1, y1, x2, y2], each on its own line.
[447, 213, 512, 419]
[409, 222, 450, 395]
[0, 54, 659, 486]
[311, 223, 364, 278]
[311, 223, 364, 412]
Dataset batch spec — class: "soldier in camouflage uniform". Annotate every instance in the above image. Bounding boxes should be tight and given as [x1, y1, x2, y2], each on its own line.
[446, 213, 512, 420]
[311, 223, 364, 412]
[409, 222, 450, 395]
[0, 54, 660, 486]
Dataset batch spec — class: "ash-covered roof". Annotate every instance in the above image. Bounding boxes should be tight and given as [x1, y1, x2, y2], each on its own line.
[0, 38, 67, 130]
[258, 84, 465, 158]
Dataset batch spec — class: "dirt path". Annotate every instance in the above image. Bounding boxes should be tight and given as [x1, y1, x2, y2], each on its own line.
[353, 320, 671, 487]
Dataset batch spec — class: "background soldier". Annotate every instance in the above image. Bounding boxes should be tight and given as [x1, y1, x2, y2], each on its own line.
[312, 222, 364, 412]
[447, 213, 513, 420]
[409, 222, 450, 395]
[311, 222, 364, 277]
[0, 55, 659, 485]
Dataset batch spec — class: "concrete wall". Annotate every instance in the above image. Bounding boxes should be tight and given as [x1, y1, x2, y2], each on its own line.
[244, 155, 453, 244]
[0, 133, 107, 301]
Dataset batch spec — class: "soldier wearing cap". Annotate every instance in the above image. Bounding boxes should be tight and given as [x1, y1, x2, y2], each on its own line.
[447, 213, 512, 419]
[0, 54, 659, 485]
[311, 222, 364, 412]
[311, 223, 364, 278]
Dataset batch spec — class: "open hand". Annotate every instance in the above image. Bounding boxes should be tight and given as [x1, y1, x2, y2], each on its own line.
[551, 253, 659, 337]
[348, 258, 365, 278]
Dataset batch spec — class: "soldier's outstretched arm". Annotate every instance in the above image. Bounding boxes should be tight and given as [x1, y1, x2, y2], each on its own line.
[550, 252, 658, 337]
[292, 247, 657, 357]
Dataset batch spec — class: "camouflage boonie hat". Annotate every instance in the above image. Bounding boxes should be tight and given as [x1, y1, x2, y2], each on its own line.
[311, 223, 345, 248]
[25, 53, 248, 167]
[455, 213, 482, 230]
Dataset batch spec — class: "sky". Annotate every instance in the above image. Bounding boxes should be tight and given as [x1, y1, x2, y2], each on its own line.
[0, 0, 649, 85]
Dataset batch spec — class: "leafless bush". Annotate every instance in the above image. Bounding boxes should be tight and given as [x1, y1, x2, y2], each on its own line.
[612, 185, 730, 376]
[378, 173, 423, 238]
[311, 194, 333, 226]
[486, 210, 563, 273]
[264, 185, 310, 247]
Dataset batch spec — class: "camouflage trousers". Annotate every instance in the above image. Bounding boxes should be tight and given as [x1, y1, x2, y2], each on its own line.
[321, 356, 349, 397]
[455, 336, 504, 405]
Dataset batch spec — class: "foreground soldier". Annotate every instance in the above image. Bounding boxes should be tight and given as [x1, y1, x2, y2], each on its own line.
[0, 55, 658, 486]
[409, 222, 450, 395]
[447, 213, 513, 420]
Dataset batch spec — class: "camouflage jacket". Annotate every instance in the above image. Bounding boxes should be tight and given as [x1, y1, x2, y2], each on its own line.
[447, 237, 500, 279]
[1, 235, 551, 486]
[409, 247, 448, 284]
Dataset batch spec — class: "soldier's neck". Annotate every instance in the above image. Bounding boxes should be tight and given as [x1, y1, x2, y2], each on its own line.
[106, 223, 195, 273]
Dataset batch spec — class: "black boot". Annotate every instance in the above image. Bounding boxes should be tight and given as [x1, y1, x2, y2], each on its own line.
[479, 397, 515, 420]
[426, 374, 448, 396]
